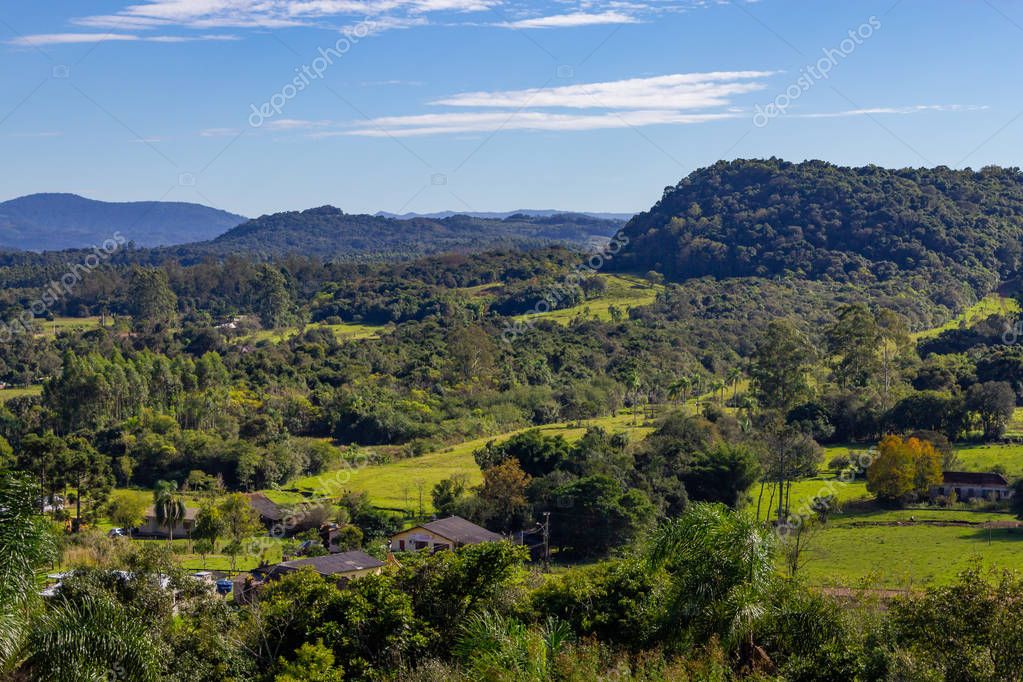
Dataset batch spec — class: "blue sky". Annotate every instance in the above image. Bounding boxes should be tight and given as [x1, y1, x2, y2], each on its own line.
[1, 1, 1021, 217]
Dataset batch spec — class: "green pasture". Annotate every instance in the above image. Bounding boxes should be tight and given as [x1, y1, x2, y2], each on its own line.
[912, 293, 1019, 340]
[286, 408, 657, 512]
[243, 320, 385, 344]
[512, 273, 661, 325]
[801, 508, 1023, 588]
[0, 385, 42, 402]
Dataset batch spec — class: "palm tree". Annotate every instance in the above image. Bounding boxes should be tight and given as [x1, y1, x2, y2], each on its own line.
[153, 480, 186, 543]
[26, 596, 161, 681]
[0, 473, 160, 680]
[454, 611, 572, 681]
[0, 474, 57, 675]
[727, 367, 743, 405]
[709, 379, 726, 406]
[648, 503, 776, 667]
[668, 376, 692, 409]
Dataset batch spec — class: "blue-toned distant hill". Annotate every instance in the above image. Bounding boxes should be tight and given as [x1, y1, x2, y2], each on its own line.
[153, 206, 624, 261]
[376, 209, 636, 221]
[0, 193, 247, 251]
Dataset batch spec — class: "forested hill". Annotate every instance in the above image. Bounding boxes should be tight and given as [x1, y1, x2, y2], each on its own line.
[0, 193, 246, 251]
[156, 206, 622, 261]
[611, 159, 1023, 302]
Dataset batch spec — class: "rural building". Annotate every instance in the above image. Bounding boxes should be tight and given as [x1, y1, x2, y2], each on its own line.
[931, 471, 1013, 501]
[390, 516, 502, 553]
[265, 550, 386, 585]
[138, 506, 198, 538]
[246, 492, 287, 531]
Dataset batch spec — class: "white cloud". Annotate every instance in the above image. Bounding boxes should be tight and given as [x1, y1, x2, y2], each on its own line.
[8, 33, 141, 46]
[795, 104, 990, 118]
[74, 0, 498, 31]
[265, 118, 333, 130]
[431, 71, 774, 110]
[345, 109, 739, 136]
[499, 11, 639, 29]
[200, 127, 241, 136]
[7, 31, 237, 45]
[335, 71, 989, 139]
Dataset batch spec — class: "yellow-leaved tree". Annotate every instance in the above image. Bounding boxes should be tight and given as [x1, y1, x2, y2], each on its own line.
[867, 435, 942, 502]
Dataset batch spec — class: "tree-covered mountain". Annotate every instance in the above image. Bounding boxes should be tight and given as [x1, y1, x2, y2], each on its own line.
[611, 159, 1023, 308]
[0, 193, 246, 251]
[157, 206, 622, 261]
[376, 209, 635, 221]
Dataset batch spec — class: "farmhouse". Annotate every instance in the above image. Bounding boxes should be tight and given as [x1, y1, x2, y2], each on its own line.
[931, 471, 1013, 501]
[390, 515, 502, 553]
[266, 550, 386, 584]
[137, 506, 198, 538]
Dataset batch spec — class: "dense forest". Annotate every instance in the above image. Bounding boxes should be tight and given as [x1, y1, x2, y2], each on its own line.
[611, 158, 1023, 314]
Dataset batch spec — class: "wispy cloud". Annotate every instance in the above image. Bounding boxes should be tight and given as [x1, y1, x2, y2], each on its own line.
[338, 71, 989, 138]
[498, 11, 640, 29]
[346, 71, 768, 136]
[22, 0, 732, 47]
[200, 127, 241, 137]
[71, 0, 498, 31]
[8, 32, 237, 46]
[345, 109, 739, 137]
[794, 104, 990, 118]
[432, 72, 774, 110]
[8, 33, 140, 46]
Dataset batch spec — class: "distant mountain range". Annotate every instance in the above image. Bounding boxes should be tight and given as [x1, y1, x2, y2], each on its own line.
[156, 206, 623, 261]
[0, 194, 628, 258]
[376, 209, 636, 221]
[0, 193, 247, 252]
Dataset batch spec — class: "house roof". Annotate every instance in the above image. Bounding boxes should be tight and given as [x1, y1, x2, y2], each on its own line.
[409, 516, 503, 545]
[942, 471, 1010, 487]
[143, 506, 198, 522]
[246, 493, 286, 521]
[274, 551, 385, 577]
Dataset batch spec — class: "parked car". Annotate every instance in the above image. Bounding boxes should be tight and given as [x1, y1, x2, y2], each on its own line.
[107, 527, 127, 538]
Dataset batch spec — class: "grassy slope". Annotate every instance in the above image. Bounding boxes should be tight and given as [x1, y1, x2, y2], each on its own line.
[242, 320, 385, 344]
[285, 409, 656, 511]
[512, 274, 662, 325]
[0, 385, 42, 402]
[911, 293, 1019, 340]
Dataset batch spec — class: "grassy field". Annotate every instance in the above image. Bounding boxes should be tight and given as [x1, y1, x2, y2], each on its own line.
[749, 476, 871, 523]
[955, 442, 1023, 478]
[912, 293, 1019, 340]
[286, 408, 658, 512]
[243, 320, 385, 344]
[801, 508, 1023, 587]
[512, 274, 661, 325]
[35, 316, 111, 338]
[0, 385, 42, 402]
